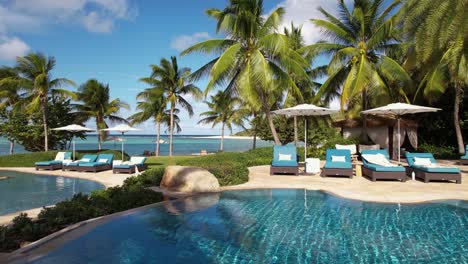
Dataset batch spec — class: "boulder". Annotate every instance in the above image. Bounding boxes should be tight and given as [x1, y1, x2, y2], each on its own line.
[161, 166, 220, 193]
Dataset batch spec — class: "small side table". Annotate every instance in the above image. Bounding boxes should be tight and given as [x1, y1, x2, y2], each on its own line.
[305, 158, 320, 174]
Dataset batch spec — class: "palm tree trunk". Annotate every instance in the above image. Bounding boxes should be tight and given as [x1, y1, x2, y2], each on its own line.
[360, 90, 369, 144]
[169, 103, 174, 157]
[155, 122, 161, 157]
[265, 110, 280, 145]
[220, 123, 225, 152]
[252, 113, 257, 149]
[96, 119, 102, 151]
[41, 100, 48, 151]
[9, 140, 14, 155]
[454, 83, 465, 154]
[293, 116, 298, 146]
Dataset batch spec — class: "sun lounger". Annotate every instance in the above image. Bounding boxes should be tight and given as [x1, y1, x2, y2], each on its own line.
[113, 157, 147, 174]
[321, 149, 353, 178]
[35, 152, 72, 170]
[406, 152, 461, 184]
[335, 144, 358, 162]
[270, 145, 299, 175]
[62, 154, 98, 171]
[361, 149, 407, 182]
[460, 145, 468, 165]
[78, 154, 114, 172]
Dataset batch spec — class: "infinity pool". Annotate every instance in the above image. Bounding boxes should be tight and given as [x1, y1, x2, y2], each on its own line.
[0, 170, 104, 216]
[25, 189, 468, 263]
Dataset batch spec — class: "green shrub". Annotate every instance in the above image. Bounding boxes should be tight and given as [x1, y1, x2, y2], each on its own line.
[418, 143, 458, 159]
[123, 167, 165, 188]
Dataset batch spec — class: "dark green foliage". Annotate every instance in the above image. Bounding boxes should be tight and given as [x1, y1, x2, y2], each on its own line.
[0, 171, 163, 252]
[306, 124, 359, 159]
[256, 116, 299, 145]
[0, 149, 128, 167]
[418, 143, 458, 159]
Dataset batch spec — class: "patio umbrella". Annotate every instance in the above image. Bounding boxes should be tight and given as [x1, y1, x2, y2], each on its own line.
[272, 104, 339, 159]
[101, 124, 141, 160]
[361, 103, 441, 164]
[52, 124, 94, 160]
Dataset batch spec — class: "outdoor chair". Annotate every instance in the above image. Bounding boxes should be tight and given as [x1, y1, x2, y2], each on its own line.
[361, 149, 407, 182]
[406, 152, 461, 184]
[460, 145, 468, 165]
[62, 154, 98, 171]
[335, 144, 358, 162]
[35, 152, 72, 171]
[78, 153, 114, 172]
[270, 145, 299, 175]
[113, 157, 147, 174]
[321, 149, 353, 178]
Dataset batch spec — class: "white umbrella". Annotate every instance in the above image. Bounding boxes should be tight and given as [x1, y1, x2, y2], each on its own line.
[52, 124, 94, 160]
[101, 124, 141, 160]
[272, 104, 339, 159]
[361, 103, 441, 164]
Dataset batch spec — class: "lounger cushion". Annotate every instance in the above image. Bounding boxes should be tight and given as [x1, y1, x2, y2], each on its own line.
[323, 161, 352, 169]
[79, 162, 108, 167]
[364, 163, 405, 172]
[35, 160, 62, 166]
[412, 165, 460, 174]
[129, 157, 146, 165]
[272, 160, 299, 167]
[113, 164, 133, 169]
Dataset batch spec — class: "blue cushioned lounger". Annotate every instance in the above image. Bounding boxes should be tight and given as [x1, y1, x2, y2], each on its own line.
[35, 152, 72, 170]
[62, 154, 98, 171]
[78, 154, 114, 172]
[321, 149, 353, 178]
[113, 157, 147, 174]
[270, 145, 299, 175]
[460, 145, 468, 165]
[406, 152, 461, 184]
[361, 149, 407, 182]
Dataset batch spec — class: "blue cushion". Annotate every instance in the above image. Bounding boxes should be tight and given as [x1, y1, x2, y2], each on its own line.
[412, 165, 460, 174]
[364, 163, 405, 172]
[35, 160, 62, 166]
[326, 149, 351, 163]
[272, 145, 297, 164]
[113, 164, 133, 169]
[79, 162, 107, 167]
[63, 152, 72, 160]
[81, 154, 98, 162]
[461, 146, 468, 159]
[323, 161, 352, 169]
[272, 160, 298, 167]
[405, 153, 437, 167]
[96, 154, 114, 164]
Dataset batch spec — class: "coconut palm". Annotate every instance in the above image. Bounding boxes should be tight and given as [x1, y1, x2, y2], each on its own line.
[0, 53, 76, 151]
[0, 67, 23, 154]
[141, 56, 201, 156]
[399, 0, 467, 153]
[129, 88, 182, 156]
[198, 91, 247, 151]
[303, 0, 412, 141]
[76, 79, 129, 150]
[182, 0, 311, 145]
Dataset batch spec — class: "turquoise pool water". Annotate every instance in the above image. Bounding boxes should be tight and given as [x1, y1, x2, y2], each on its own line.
[0, 171, 104, 216]
[30, 190, 467, 263]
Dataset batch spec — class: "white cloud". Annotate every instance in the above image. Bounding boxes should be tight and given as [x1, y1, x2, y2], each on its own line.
[82, 11, 114, 33]
[170, 32, 211, 51]
[276, 0, 346, 44]
[0, 36, 30, 60]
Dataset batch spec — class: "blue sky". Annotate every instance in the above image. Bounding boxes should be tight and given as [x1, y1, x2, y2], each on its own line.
[0, 0, 337, 135]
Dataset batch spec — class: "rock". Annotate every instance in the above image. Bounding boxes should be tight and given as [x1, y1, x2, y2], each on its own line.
[161, 166, 220, 193]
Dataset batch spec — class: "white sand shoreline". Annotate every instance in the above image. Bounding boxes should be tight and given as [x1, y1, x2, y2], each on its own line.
[192, 135, 254, 139]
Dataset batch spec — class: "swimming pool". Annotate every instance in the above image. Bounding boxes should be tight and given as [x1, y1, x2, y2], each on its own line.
[22, 189, 468, 263]
[0, 170, 105, 216]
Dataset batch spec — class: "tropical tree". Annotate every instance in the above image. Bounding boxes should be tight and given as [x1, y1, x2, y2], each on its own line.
[0, 53, 76, 151]
[76, 79, 129, 150]
[182, 0, 311, 145]
[198, 91, 246, 151]
[129, 88, 182, 156]
[399, 0, 467, 154]
[141, 56, 201, 156]
[303, 0, 412, 141]
[0, 67, 22, 154]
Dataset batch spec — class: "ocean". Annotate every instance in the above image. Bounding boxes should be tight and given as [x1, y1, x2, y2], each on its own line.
[0, 135, 272, 156]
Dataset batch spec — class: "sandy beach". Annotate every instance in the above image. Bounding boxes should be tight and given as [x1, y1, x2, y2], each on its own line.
[193, 135, 255, 140]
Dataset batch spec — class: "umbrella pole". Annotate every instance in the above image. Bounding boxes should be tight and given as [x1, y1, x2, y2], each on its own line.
[397, 117, 401, 165]
[304, 118, 307, 161]
[72, 135, 75, 161]
[121, 132, 124, 161]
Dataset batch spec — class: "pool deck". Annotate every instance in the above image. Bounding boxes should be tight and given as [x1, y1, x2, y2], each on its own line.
[0, 168, 133, 225]
[224, 161, 468, 203]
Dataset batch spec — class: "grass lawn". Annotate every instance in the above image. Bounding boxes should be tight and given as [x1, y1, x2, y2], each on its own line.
[144, 155, 198, 169]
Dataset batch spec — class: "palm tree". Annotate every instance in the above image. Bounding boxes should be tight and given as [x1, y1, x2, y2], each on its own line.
[129, 88, 182, 156]
[76, 79, 129, 150]
[0, 53, 76, 151]
[198, 91, 246, 151]
[399, 0, 467, 154]
[141, 56, 201, 156]
[181, 0, 311, 145]
[303, 0, 412, 141]
[0, 67, 22, 154]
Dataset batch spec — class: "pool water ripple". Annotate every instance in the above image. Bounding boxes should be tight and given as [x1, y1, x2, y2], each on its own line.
[29, 189, 467, 264]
